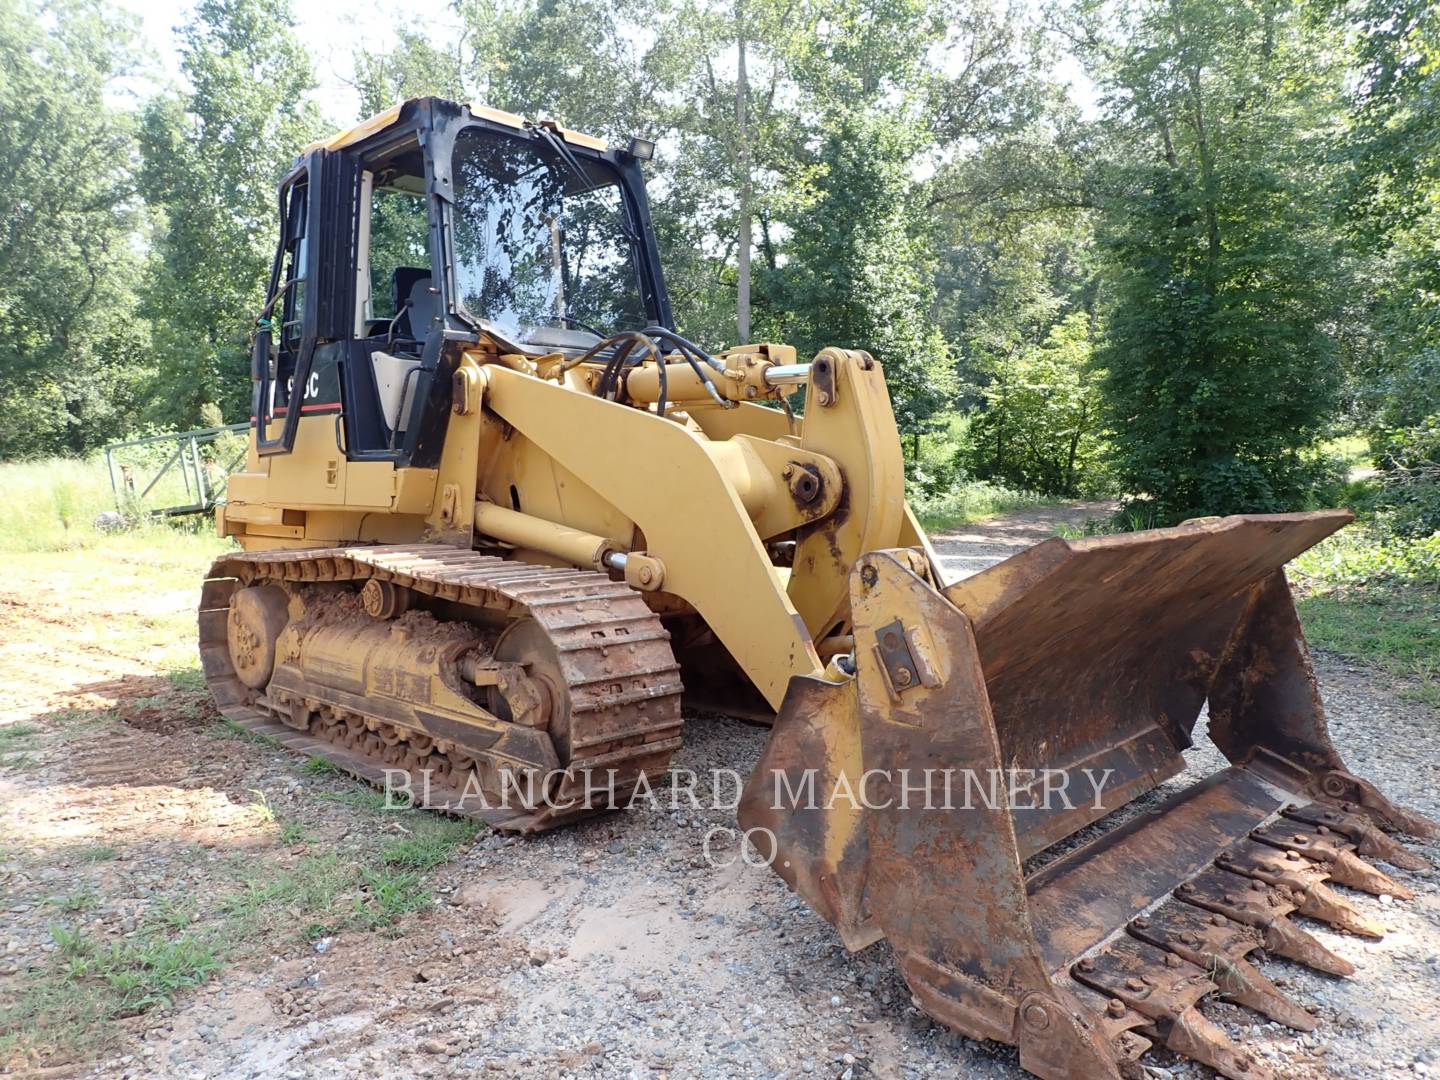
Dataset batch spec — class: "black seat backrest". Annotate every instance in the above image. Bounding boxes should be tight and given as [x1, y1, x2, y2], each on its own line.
[389, 266, 433, 340]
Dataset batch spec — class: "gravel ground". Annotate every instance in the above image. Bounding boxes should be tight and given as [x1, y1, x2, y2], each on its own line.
[1, 508, 1436, 1080]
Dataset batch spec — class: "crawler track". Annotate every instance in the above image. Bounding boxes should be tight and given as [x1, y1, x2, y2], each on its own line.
[199, 545, 684, 831]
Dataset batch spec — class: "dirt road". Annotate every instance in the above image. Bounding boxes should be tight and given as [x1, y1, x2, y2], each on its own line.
[0, 517, 1437, 1080]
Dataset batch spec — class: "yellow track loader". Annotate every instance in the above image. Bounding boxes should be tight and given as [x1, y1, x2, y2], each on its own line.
[200, 97, 1434, 1080]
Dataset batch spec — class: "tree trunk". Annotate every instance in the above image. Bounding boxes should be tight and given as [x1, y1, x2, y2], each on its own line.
[735, 0, 752, 343]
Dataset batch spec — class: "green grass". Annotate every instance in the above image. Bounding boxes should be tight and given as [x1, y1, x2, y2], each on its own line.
[277, 819, 306, 844]
[144, 898, 199, 933]
[316, 783, 412, 812]
[1292, 524, 1440, 697]
[0, 457, 235, 556]
[72, 844, 120, 864]
[380, 816, 480, 871]
[47, 890, 99, 915]
[912, 479, 1055, 531]
[353, 867, 432, 931]
[301, 755, 339, 776]
[0, 723, 41, 748]
[216, 852, 358, 938]
[215, 845, 441, 940]
[161, 664, 208, 693]
[0, 458, 117, 552]
[0, 724, 43, 770]
[0, 923, 222, 1062]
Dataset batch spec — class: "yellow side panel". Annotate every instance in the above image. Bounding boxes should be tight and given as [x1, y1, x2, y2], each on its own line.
[346, 461, 405, 511]
[263, 416, 350, 506]
[483, 432, 637, 547]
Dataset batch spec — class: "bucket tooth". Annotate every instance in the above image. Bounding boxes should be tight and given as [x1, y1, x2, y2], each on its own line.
[1217, 845, 1387, 939]
[1165, 1008, 1276, 1080]
[1282, 803, 1429, 872]
[1071, 937, 1272, 1080]
[1127, 905, 1316, 1031]
[1353, 828, 1429, 873]
[1205, 954, 1317, 1032]
[1257, 913, 1355, 977]
[1174, 870, 1356, 977]
[1327, 848, 1414, 900]
[1291, 881, 1387, 939]
[1251, 823, 1414, 899]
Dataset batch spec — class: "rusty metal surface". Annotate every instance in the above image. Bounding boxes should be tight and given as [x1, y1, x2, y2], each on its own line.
[942, 512, 1353, 858]
[1025, 769, 1282, 969]
[738, 673, 877, 949]
[743, 517, 1435, 1080]
[200, 545, 683, 832]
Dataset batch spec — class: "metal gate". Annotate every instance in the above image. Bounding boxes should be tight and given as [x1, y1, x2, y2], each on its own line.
[103, 423, 249, 517]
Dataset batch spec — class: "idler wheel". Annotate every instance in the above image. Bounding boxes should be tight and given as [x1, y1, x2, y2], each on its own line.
[226, 585, 290, 690]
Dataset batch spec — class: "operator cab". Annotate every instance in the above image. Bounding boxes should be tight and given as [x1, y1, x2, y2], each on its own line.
[252, 98, 670, 465]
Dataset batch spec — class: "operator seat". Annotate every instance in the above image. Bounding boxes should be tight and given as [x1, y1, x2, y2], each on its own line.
[370, 266, 438, 436]
[389, 267, 440, 343]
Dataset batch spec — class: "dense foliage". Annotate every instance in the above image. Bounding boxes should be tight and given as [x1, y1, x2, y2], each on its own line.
[0, 0, 1436, 533]
[1340, 0, 1440, 536]
[1090, 0, 1346, 517]
[0, 0, 147, 457]
[138, 0, 325, 429]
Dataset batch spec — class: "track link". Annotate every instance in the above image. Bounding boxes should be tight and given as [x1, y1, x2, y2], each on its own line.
[199, 545, 684, 831]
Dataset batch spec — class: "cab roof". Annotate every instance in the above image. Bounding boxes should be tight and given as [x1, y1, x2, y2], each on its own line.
[302, 97, 609, 156]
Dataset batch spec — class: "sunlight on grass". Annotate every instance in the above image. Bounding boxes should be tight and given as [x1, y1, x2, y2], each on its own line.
[1293, 525, 1440, 700]
[0, 458, 234, 557]
[1318, 432, 1372, 476]
[911, 480, 1054, 531]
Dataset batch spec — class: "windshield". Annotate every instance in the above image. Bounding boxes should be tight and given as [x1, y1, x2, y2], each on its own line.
[451, 128, 648, 348]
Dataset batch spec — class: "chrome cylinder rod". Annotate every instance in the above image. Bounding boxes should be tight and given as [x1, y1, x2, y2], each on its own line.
[762, 364, 811, 386]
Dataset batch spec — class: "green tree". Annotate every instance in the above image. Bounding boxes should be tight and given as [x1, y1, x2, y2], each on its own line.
[966, 310, 1104, 496]
[138, 0, 323, 429]
[455, 0, 666, 140]
[1339, 0, 1440, 533]
[353, 29, 466, 116]
[1080, 0, 1346, 520]
[649, 0, 819, 344]
[770, 111, 955, 446]
[0, 0, 149, 456]
[656, 0, 946, 344]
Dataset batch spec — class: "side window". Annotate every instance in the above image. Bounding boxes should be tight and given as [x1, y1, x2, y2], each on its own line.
[367, 183, 429, 321]
[279, 179, 308, 349]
